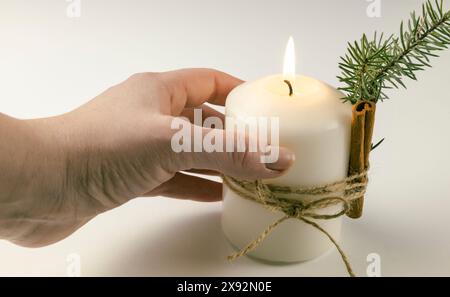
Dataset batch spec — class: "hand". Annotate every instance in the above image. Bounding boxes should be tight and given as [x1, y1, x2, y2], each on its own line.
[0, 68, 295, 247]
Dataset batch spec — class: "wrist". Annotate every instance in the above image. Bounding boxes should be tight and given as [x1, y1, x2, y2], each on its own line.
[0, 113, 91, 246]
[23, 115, 71, 198]
[0, 115, 36, 201]
[0, 114, 68, 216]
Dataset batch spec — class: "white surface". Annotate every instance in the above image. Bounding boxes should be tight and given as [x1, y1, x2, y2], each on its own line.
[0, 0, 450, 276]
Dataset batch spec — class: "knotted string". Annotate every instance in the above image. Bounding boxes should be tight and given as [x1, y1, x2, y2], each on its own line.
[222, 171, 368, 277]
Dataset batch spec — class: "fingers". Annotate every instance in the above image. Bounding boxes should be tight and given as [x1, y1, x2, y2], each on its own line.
[168, 124, 296, 180]
[158, 68, 243, 115]
[144, 172, 222, 202]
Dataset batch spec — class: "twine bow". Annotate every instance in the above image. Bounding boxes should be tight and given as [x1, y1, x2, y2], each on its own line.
[222, 171, 368, 277]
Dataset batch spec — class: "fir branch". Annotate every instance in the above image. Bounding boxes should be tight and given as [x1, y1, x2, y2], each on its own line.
[338, 0, 450, 104]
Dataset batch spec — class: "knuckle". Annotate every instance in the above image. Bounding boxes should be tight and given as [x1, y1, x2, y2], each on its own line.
[232, 149, 258, 169]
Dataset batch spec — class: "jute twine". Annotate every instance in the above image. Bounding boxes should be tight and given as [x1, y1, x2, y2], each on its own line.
[222, 171, 369, 277]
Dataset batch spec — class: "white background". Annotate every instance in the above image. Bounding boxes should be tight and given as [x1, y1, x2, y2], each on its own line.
[0, 0, 450, 276]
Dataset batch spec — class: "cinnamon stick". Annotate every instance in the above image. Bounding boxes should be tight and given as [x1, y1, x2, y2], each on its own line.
[346, 101, 376, 219]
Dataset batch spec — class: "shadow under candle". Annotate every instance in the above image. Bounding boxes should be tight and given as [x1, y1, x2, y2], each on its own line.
[97, 211, 237, 276]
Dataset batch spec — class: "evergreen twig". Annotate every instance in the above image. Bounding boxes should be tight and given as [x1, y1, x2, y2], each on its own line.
[338, 0, 450, 104]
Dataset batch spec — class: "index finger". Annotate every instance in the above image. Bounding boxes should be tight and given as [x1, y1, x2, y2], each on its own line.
[158, 68, 243, 114]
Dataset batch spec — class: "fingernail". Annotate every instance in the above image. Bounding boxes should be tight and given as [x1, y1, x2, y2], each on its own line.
[265, 147, 295, 171]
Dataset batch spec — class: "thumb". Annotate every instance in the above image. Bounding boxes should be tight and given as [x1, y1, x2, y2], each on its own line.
[169, 124, 295, 180]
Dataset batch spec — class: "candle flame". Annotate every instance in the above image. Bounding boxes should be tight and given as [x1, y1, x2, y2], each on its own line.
[283, 36, 296, 83]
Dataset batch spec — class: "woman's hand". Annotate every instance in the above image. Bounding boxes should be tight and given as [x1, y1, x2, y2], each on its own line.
[0, 68, 295, 247]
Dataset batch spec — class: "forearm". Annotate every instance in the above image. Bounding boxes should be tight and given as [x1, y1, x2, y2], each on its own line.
[0, 114, 35, 204]
[0, 113, 70, 242]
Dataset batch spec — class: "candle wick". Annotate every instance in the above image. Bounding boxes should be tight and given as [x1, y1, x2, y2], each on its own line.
[283, 80, 293, 96]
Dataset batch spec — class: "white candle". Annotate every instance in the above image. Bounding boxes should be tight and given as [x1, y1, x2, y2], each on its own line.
[222, 38, 352, 262]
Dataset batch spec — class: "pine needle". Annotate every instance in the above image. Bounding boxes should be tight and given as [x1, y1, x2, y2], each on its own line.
[338, 0, 450, 104]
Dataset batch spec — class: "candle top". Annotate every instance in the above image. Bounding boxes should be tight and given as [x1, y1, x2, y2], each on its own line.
[225, 74, 352, 133]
